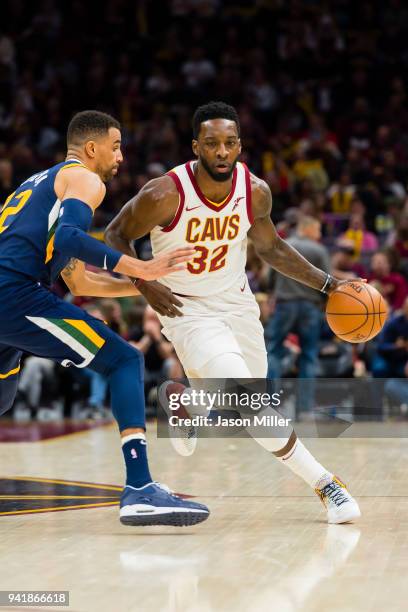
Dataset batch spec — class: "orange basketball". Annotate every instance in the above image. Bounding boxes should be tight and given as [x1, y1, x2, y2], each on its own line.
[326, 281, 388, 343]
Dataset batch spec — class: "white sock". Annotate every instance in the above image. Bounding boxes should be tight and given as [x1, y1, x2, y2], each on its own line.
[274, 432, 332, 489]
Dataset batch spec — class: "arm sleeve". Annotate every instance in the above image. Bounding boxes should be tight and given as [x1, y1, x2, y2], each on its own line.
[54, 198, 123, 271]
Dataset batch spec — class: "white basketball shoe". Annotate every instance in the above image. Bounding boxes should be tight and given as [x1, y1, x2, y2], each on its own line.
[315, 476, 361, 524]
[158, 381, 197, 457]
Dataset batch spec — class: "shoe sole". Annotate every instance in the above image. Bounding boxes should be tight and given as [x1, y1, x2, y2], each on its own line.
[328, 508, 361, 524]
[120, 511, 209, 527]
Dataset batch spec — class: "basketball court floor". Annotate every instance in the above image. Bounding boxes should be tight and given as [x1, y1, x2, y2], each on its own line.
[1, 419, 407, 612]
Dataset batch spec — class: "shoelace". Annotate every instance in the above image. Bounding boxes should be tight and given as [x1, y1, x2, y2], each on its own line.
[186, 427, 196, 439]
[179, 424, 196, 438]
[152, 482, 180, 498]
[320, 482, 348, 507]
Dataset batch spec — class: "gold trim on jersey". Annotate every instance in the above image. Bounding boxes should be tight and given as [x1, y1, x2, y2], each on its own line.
[206, 192, 230, 207]
[59, 162, 87, 171]
[45, 235, 55, 263]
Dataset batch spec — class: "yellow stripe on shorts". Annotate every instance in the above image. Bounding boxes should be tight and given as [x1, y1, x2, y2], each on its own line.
[0, 365, 21, 379]
[63, 319, 105, 349]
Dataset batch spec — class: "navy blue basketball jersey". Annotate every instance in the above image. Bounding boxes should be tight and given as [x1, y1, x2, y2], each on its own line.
[0, 159, 86, 285]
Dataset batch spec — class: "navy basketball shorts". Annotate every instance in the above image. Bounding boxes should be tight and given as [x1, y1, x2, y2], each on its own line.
[0, 279, 142, 381]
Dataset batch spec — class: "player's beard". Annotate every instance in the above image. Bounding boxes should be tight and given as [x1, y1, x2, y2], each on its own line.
[97, 165, 116, 183]
[200, 155, 239, 182]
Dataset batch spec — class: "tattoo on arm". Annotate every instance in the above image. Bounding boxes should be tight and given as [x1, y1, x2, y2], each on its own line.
[63, 258, 78, 277]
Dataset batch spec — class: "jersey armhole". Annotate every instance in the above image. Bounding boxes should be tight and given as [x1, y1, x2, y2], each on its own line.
[161, 171, 185, 233]
[52, 161, 87, 203]
[242, 163, 254, 225]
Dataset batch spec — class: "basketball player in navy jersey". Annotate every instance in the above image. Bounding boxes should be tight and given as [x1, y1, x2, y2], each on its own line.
[106, 101, 361, 524]
[0, 110, 209, 526]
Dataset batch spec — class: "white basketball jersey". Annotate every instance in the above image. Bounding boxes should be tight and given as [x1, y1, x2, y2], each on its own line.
[150, 161, 253, 297]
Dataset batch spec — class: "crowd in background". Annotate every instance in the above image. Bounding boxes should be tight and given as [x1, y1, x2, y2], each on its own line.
[2, 0, 408, 419]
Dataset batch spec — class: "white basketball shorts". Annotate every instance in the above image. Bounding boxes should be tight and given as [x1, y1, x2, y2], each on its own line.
[158, 278, 267, 378]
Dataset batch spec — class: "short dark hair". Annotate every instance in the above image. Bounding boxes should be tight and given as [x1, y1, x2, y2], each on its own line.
[67, 110, 120, 146]
[192, 101, 240, 139]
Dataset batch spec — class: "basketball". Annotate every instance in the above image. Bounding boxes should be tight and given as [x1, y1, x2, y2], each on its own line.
[326, 281, 388, 343]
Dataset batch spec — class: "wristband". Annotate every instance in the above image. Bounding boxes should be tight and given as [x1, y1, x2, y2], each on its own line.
[132, 278, 145, 289]
[320, 273, 335, 294]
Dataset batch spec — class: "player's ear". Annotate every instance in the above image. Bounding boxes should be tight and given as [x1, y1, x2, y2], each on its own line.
[192, 139, 199, 157]
[84, 140, 96, 159]
[238, 138, 242, 154]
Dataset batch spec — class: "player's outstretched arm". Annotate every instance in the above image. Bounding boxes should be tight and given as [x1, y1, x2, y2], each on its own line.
[54, 167, 192, 281]
[61, 258, 141, 297]
[248, 178, 337, 294]
[105, 177, 187, 317]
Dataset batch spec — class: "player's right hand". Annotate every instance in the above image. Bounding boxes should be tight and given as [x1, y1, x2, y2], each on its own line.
[138, 280, 184, 317]
[116, 248, 195, 281]
[141, 247, 196, 280]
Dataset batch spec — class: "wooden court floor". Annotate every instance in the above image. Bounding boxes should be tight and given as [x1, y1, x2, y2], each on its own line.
[1, 421, 408, 612]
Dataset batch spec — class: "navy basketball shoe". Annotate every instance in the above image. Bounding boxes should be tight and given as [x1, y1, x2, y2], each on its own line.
[119, 482, 210, 526]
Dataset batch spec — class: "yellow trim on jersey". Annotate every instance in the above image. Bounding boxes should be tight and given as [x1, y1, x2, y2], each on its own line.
[60, 162, 87, 170]
[45, 234, 55, 263]
[205, 193, 230, 207]
[0, 365, 21, 379]
[63, 319, 105, 348]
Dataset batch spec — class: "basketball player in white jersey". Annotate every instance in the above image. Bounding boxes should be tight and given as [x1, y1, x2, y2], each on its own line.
[105, 102, 361, 524]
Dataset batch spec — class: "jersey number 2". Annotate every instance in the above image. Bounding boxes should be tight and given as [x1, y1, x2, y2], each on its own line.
[0, 190, 33, 234]
[188, 244, 229, 274]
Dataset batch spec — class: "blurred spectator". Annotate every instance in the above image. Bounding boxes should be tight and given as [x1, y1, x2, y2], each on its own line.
[326, 170, 356, 214]
[369, 251, 408, 311]
[339, 212, 379, 259]
[371, 297, 408, 410]
[387, 212, 408, 266]
[181, 47, 216, 89]
[276, 207, 300, 239]
[331, 243, 367, 280]
[79, 304, 110, 419]
[246, 241, 270, 293]
[266, 216, 329, 417]
[16, 357, 56, 416]
[129, 305, 182, 394]
[4, 0, 408, 420]
[98, 298, 128, 337]
[0, 160, 13, 203]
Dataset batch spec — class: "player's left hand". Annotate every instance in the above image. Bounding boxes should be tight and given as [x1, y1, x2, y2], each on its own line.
[327, 277, 367, 295]
[138, 280, 184, 317]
